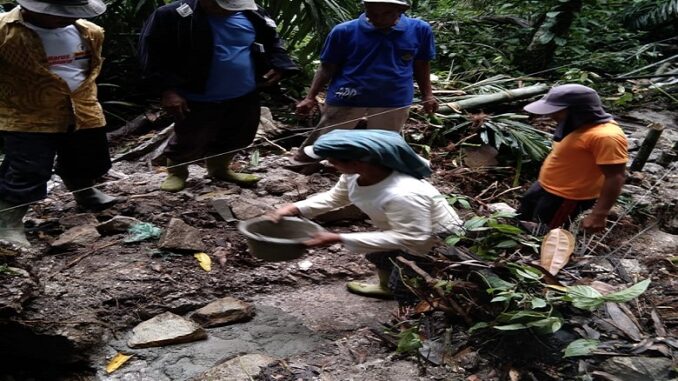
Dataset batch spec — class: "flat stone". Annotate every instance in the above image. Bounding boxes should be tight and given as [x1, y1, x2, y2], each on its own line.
[315, 205, 366, 224]
[599, 356, 672, 381]
[487, 202, 516, 214]
[59, 213, 98, 229]
[463, 144, 499, 168]
[229, 196, 279, 220]
[127, 312, 207, 349]
[51, 225, 101, 250]
[0, 267, 38, 316]
[96, 216, 142, 235]
[258, 168, 310, 197]
[211, 199, 236, 222]
[195, 353, 277, 381]
[642, 162, 664, 175]
[158, 218, 205, 252]
[191, 297, 255, 328]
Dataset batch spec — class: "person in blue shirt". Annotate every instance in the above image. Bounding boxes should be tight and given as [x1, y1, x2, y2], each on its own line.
[292, 0, 438, 164]
[139, 0, 298, 192]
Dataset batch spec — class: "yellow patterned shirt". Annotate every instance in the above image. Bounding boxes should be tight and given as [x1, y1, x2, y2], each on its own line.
[0, 7, 106, 133]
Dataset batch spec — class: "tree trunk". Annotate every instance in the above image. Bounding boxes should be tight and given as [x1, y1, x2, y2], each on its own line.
[438, 84, 549, 114]
[518, 0, 583, 73]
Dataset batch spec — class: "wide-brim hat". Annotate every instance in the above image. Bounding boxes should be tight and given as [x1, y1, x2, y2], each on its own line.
[524, 84, 602, 115]
[18, 0, 106, 18]
[214, 0, 257, 11]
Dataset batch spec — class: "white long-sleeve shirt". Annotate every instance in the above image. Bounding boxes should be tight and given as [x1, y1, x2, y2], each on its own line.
[294, 172, 463, 256]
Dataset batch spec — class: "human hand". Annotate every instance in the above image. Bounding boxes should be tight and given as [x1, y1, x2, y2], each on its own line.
[582, 212, 607, 233]
[266, 203, 299, 223]
[295, 97, 318, 117]
[422, 94, 438, 114]
[161, 90, 190, 120]
[303, 231, 341, 247]
[262, 69, 284, 86]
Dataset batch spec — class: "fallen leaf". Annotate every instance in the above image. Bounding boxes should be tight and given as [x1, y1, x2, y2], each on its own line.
[540, 228, 575, 275]
[194, 252, 212, 272]
[605, 303, 642, 341]
[106, 353, 132, 374]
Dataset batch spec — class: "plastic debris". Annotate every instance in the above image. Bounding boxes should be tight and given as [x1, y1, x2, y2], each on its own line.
[125, 222, 163, 243]
[194, 252, 212, 272]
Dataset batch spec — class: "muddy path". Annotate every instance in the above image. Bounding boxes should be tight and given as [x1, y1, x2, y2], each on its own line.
[1, 108, 677, 380]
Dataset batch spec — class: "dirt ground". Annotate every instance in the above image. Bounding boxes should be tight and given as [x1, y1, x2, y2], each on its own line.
[0, 108, 676, 380]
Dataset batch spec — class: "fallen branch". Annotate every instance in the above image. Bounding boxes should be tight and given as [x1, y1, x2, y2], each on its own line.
[396, 256, 473, 325]
[438, 84, 549, 114]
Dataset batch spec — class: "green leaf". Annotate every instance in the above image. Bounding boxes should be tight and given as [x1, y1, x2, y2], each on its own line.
[457, 198, 471, 209]
[495, 240, 519, 249]
[526, 317, 563, 334]
[604, 279, 650, 303]
[445, 236, 462, 246]
[250, 149, 260, 167]
[493, 323, 528, 331]
[563, 339, 600, 358]
[469, 322, 490, 333]
[487, 222, 523, 235]
[464, 216, 488, 230]
[396, 328, 423, 354]
[566, 285, 605, 311]
[531, 298, 547, 309]
[478, 271, 515, 291]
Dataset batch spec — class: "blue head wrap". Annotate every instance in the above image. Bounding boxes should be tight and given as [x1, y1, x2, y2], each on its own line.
[306, 130, 432, 179]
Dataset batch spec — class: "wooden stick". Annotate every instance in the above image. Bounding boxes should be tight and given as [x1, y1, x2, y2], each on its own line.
[396, 256, 473, 325]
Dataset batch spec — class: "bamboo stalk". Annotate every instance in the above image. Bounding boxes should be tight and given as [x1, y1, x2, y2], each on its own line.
[630, 123, 665, 172]
[438, 84, 549, 114]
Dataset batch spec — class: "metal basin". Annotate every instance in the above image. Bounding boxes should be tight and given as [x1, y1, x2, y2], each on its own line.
[238, 217, 324, 262]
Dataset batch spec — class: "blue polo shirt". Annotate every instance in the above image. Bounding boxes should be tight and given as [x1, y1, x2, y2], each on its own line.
[183, 12, 256, 102]
[322, 13, 435, 108]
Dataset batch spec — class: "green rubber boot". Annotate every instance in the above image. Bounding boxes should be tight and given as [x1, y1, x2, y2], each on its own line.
[205, 154, 259, 186]
[0, 199, 30, 247]
[160, 159, 189, 192]
[346, 269, 393, 299]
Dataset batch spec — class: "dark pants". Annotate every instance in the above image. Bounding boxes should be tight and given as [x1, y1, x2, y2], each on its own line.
[0, 129, 112, 204]
[366, 250, 430, 304]
[518, 182, 596, 229]
[164, 92, 261, 163]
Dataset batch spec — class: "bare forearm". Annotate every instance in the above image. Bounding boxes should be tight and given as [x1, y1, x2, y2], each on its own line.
[305, 63, 336, 100]
[592, 174, 625, 216]
[413, 60, 433, 97]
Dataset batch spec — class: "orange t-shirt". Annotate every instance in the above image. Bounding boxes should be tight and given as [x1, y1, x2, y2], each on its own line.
[539, 121, 628, 200]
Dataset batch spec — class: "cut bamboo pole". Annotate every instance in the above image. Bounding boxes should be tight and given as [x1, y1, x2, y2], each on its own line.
[438, 84, 549, 114]
[630, 123, 665, 172]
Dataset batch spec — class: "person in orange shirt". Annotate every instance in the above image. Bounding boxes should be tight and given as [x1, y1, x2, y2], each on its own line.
[519, 84, 628, 233]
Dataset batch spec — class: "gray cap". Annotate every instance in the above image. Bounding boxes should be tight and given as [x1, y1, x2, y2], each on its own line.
[524, 84, 603, 115]
[363, 0, 411, 8]
[18, 0, 106, 18]
[214, 0, 257, 11]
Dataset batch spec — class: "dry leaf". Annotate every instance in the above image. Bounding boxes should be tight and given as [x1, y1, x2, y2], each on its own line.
[194, 252, 212, 272]
[540, 228, 575, 275]
[106, 353, 132, 374]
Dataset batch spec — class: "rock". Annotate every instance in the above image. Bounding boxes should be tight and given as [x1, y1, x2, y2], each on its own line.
[642, 162, 664, 175]
[59, 213, 98, 229]
[0, 267, 38, 316]
[463, 144, 499, 168]
[618, 259, 644, 276]
[487, 202, 516, 214]
[51, 225, 101, 250]
[627, 138, 640, 151]
[258, 168, 310, 197]
[314, 205, 366, 224]
[598, 356, 672, 381]
[194, 354, 277, 381]
[191, 297, 255, 328]
[211, 199, 236, 222]
[127, 312, 207, 348]
[96, 216, 142, 235]
[229, 196, 280, 220]
[158, 218, 206, 252]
